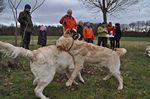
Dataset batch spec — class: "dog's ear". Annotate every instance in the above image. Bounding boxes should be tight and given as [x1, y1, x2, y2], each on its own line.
[64, 29, 71, 37]
[70, 29, 80, 40]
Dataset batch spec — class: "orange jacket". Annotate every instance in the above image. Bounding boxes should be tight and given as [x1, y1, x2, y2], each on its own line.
[83, 27, 94, 39]
[59, 15, 77, 31]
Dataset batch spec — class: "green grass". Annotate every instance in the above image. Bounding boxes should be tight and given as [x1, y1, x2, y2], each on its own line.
[0, 36, 150, 99]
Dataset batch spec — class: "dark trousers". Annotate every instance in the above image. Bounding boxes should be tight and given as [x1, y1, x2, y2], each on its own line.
[109, 37, 115, 49]
[21, 32, 31, 49]
[98, 37, 107, 47]
[115, 39, 120, 48]
[84, 38, 93, 43]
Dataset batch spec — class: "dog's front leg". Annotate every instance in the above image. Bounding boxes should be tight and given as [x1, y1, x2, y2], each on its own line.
[66, 65, 82, 87]
[66, 72, 79, 85]
[78, 72, 85, 83]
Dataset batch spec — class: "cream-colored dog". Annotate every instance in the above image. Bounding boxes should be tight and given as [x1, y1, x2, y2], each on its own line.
[0, 41, 84, 99]
[56, 30, 127, 90]
[145, 46, 150, 57]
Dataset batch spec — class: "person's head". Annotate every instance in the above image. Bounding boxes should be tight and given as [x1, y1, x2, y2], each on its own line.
[24, 4, 31, 12]
[86, 22, 91, 28]
[102, 22, 106, 27]
[67, 9, 72, 16]
[98, 23, 101, 27]
[78, 21, 84, 26]
[109, 22, 112, 25]
[115, 23, 120, 28]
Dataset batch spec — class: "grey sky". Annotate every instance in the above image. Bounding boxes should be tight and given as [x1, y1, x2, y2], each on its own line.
[0, 0, 149, 26]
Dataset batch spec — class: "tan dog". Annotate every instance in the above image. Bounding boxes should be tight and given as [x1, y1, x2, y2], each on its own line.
[56, 30, 127, 90]
[145, 46, 150, 57]
[0, 41, 84, 99]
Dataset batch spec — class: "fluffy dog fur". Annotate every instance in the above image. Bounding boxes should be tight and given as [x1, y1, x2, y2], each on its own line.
[56, 30, 127, 90]
[0, 41, 84, 99]
[145, 46, 150, 57]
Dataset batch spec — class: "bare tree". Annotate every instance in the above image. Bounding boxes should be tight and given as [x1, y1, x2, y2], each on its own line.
[79, 0, 140, 23]
[0, 0, 5, 13]
[7, 0, 45, 45]
[8, 0, 22, 45]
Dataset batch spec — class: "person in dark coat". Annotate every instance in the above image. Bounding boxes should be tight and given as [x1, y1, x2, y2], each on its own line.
[18, 4, 33, 49]
[114, 23, 122, 48]
[37, 25, 47, 47]
[77, 21, 84, 40]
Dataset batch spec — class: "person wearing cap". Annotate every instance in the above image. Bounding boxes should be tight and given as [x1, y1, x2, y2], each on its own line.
[37, 25, 47, 47]
[18, 4, 33, 49]
[59, 9, 77, 32]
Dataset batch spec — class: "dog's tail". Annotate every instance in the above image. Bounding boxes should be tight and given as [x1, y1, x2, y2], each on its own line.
[0, 41, 33, 60]
[114, 48, 127, 56]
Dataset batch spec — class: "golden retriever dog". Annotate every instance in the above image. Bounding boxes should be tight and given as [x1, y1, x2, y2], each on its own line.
[0, 41, 84, 99]
[145, 46, 150, 57]
[56, 30, 127, 90]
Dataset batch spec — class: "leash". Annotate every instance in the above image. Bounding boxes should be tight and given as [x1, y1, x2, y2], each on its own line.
[66, 38, 75, 65]
[66, 38, 74, 52]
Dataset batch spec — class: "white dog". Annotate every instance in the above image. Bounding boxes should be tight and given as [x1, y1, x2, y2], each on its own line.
[145, 46, 150, 57]
[56, 30, 127, 90]
[0, 41, 84, 99]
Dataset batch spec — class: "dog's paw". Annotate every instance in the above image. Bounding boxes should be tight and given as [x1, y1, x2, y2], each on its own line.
[33, 79, 38, 85]
[73, 80, 79, 85]
[41, 97, 49, 99]
[117, 86, 123, 90]
[80, 79, 85, 84]
[66, 80, 72, 87]
[103, 77, 108, 81]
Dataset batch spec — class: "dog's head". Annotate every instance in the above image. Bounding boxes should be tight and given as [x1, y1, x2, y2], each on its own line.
[56, 35, 73, 51]
[145, 46, 150, 57]
[56, 29, 80, 51]
[64, 29, 80, 40]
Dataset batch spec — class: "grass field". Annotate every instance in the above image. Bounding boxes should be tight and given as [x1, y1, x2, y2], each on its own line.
[0, 36, 150, 99]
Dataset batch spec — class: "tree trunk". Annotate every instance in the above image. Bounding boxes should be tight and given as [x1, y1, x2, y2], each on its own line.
[103, 10, 107, 24]
[14, 9, 18, 45]
[102, 0, 107, 24]
[15, 22, 18, 45]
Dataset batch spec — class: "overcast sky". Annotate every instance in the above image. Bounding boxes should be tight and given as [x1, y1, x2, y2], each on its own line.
[0, 0, 149, 26]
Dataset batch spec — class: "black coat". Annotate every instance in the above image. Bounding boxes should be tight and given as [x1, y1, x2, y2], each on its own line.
[77, 25, 83, 40]
[114, 26, 122, 40]
[18, 10, 33, 33]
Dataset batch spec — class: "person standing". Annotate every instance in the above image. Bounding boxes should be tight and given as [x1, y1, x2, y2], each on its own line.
[59, 9, 77, 32]
[77, 21, 84, 40]
[97, 23, 108, 47]
[37, 25, 47, 47]
[114, 23, 122, 48]
[83, 23, 94, 43]
[107, 22, 116, 49]
[18, 4, 33, 49]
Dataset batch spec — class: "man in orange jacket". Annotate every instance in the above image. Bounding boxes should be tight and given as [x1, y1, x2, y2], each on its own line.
[83, 23, 94, 43]
[59, 9, 77, 32]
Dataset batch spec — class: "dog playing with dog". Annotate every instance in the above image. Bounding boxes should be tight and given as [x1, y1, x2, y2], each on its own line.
[56, 29, 127, 90]
[0, 41, 84, 99]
